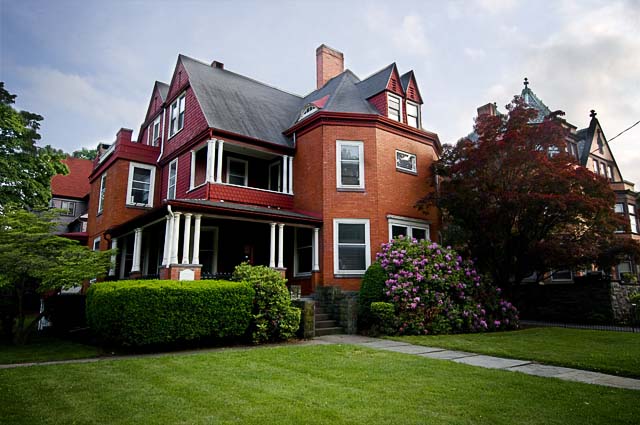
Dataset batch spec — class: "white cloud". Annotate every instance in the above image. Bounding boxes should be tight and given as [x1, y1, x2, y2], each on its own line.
[366, 10, 430, 56]
[474, 0, 518, 14]
[464, 47, 486, 60]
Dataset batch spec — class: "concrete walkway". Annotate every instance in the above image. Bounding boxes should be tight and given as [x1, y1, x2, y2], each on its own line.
[315, 334, 640, 391]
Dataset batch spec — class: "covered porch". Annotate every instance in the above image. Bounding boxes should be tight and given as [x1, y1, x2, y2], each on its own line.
[107, 200, 323, 295]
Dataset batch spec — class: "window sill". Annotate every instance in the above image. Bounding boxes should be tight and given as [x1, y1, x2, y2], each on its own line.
[126, 203, 153, 210]
[293, 273, 312, 278]
[337, 187, 365, 192]
[168, 127, 184, 140]
[334, 273, 366, 278]
[396, 168, 418, 176]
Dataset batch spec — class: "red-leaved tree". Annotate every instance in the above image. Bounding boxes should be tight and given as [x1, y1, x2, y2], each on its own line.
[419, 99, 637, 290]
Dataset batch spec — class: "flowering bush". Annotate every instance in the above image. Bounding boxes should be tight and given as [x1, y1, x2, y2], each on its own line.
[375, 237, 519, 335]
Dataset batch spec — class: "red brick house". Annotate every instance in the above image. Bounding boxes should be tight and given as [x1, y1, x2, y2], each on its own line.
[475, 79, 639, 281]
[86, 45, 441, 294]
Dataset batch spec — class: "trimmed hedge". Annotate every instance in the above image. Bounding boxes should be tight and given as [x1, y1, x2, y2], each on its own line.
[358, 262, 387, 331]
[86, 280, 254, 347]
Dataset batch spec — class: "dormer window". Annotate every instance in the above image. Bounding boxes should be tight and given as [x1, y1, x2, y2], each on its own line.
[387, 94, 402, 122]
[406, 101, 420, 128]
[149, 116, 161, 146]
[169, 93, 186, 138]
[298, 104, 318, 121]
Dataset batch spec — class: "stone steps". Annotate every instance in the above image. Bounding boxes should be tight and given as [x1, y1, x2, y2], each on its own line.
[314, 303, 343, 336]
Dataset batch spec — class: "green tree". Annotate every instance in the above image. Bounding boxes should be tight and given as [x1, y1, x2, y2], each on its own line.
[0, 208, 112, 344]
[0, 82, 68, 209]
[420, 100, 635, 290]
[72, 147, 97, 160]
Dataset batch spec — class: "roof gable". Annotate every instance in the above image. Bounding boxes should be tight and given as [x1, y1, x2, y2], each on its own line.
[577, 113, 622, 176]
[520, 79, 551, 123]
[143, 81, 169, 122]
[400, 71, 423, 104]
[356, 63, 397, 99]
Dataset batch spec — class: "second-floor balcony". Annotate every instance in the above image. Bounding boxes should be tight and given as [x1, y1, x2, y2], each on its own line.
[184, 138, 294, 209]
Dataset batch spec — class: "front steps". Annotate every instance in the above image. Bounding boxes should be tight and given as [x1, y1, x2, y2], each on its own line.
[314, 304, 343, 336]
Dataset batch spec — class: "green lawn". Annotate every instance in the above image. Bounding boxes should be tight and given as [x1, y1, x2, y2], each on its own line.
[388, 327, 640, 378]
[1, 344, 638, 424]
[0, 336, 102, 365]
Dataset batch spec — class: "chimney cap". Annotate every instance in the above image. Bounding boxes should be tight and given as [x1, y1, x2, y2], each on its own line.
[211, 61, 224, 69]
[316, 44, 344, 58]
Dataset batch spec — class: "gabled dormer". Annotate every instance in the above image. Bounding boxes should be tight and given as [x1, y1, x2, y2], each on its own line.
[579, 110, 623, 182]
[138, 81, 169, 147]
[400, 71, 423, 129]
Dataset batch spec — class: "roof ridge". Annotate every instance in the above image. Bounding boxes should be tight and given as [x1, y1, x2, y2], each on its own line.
[179, 54, 303, 99]
[357, 62, 396, 85]
[323, 72, 356, 110]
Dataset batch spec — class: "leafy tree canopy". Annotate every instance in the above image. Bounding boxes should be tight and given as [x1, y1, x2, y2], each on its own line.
[0, 208, 112, 343]
[0, 82, 67, 209]
[420, 99, 636, 288]
[72, 147, 97, 160]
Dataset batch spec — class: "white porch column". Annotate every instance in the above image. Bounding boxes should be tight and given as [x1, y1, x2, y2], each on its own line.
[131, 228, 143, 273]
[282, 155, 289, 194]
[206, 139, 216, 183]
[161, 215, 172, 266]
[109, 238, 118, 276]
[312, 228, 320, 271]
[170, 212, 181, 264]
[192, 214, 202, 264]
[288, 155, 294, 195]
[277, 223, 285, 269]
[182, 213, 192, 264]
[215, 139, 224, 183]
[269, 222, 276, 268]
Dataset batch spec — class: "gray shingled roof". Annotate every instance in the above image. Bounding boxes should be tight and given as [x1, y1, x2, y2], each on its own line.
[356, 63, 396, 99]
[180, 55, 303, 148]
[400, 71, 411, 92]
[521, 86, 551, 123]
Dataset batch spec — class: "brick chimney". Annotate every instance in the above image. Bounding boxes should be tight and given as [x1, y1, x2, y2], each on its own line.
[316, 44, 344, 89]
[116, 128, 133, 145]
[477, 103, 497, 117]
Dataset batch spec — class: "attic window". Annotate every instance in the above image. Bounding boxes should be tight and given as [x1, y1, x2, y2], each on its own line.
[387, 94, 402, 122]
[298, 104, 318, 121]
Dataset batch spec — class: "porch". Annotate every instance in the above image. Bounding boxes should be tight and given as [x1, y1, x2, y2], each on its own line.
[107, 200, 322, 294]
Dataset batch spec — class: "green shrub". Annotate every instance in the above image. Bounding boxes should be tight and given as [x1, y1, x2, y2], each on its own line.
[358, 263, 387, 331]
[370, 302, 397, 335]
[630, 292, 640, 305]
[232, 263, 301, 344]
[86, 280, 253, 347]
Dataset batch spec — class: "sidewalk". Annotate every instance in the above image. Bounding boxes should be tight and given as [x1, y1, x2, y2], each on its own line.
[315, 334, 640, 391]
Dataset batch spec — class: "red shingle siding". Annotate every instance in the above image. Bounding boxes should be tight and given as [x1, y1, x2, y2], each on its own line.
[368, 92, 387, 116]
[163, 87, 209, 158]
[406, 77, 422, 104]
[387, 69, 404, 97]
[210, 184, 294, 209]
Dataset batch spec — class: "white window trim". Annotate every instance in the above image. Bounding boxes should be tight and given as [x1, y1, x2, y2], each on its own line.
[168, 92, 186, 139]
[336, 140, 365, 190]
[226, 157, 248, 187]
[150, 115, 161, 146]
[97, 173, 107, 215]
[387, 215, 430, 241]
[294, 227, 312, 277]
[126, 162, 156, 207]
[269, 161, 282, 192]
[406, 100, 420, 129]
[92, 236, 101, 251]
[60, 200, 76, 216]
[168, 158, 178, 200]
[298, 104, 318, 122]
[333, 218, 371, 276]
[395, 149, 417, 174]
[387, 93, 402, 122]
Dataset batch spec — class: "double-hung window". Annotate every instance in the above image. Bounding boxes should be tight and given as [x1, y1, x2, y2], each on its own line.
[406, 101, 420, 128]
[169, 93, 186, 137]
[92, 237, 101, 251]
[98, 173, 107, 214]
[227, 157, 248, 186]
[336, 140, 364, 189]
[387, 94, 402, 122]
[388, 216, 430, 241]
[608, 165, 615, 181]
[168, 159, 178, 200]
[396, 150, 417, 174]
[126, 162, 155, 207]
[334, 219, 371, 275]
[630, 204, 638, 234]
[614, 203, 625, 233]
[150, 116, 161, 146]
[60, 200, 75, 216]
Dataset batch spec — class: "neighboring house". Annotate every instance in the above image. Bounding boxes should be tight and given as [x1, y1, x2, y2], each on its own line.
[50, 157, 93, 245]
[86, 45, 441, 293]
[474, 78, 639, 282]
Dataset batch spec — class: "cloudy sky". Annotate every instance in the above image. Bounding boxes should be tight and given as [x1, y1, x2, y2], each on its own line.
[2, 0, 639, 183]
